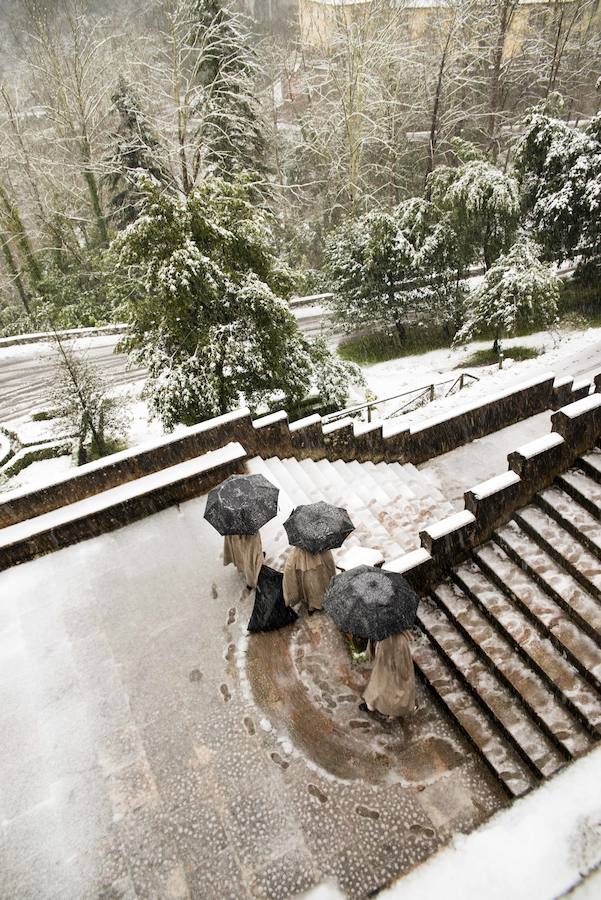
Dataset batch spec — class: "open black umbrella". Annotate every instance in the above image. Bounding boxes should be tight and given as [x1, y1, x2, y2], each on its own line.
[323, 565, 419, 640]
[204, 473, 279, 535]
[247, 566, 298, 633]
[283, 500, 354, 555]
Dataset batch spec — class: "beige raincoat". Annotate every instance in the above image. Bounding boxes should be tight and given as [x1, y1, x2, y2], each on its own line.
[363, 631, 416, 719]
[223, 533, 263, 588]
[282, 547, 336, 611]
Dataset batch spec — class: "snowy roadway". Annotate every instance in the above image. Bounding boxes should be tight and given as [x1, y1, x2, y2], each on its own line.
[0, 303, 337, 424]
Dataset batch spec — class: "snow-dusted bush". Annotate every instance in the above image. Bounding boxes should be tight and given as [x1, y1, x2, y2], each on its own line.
[457, 238, 560, 349]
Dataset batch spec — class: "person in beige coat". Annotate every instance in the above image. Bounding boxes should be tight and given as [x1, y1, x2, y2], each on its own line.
[282, 546, 336, 612]
[223, 532, 263, 589]
[362, 630, 416, 720]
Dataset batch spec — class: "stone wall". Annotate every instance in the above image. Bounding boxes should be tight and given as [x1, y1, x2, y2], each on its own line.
[0, 444, 247, 572]
[384, 393, 601, 595]
[0, 370, 593, 530]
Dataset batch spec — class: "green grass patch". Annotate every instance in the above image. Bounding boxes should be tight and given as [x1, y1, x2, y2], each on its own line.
[460, 346, 541, 368]
[337, 325, 449, 365]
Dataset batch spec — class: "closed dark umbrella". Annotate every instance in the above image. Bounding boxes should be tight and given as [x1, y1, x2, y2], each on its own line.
[323, 565, 419, 640]
[248, 566, 298, 633]
[283, 501, 354, 554]
[204, 474, 279, 535]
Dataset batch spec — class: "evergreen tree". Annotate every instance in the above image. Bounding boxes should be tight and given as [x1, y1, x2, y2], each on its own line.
[515, 99, 601, 278]
[112, 174, 360, 429]
[189, 0, 268, 179]
[105, 77, 171, 227]
[456, 238, 559, 351]
[324, 198, 469, 341]
[428, 143, 520, 269]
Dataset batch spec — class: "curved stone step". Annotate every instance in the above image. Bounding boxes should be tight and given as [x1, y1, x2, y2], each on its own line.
[461, 550, 601, 736]
[482, 538, 601, 694]
[516, 505, 601, 601]
[419, 599, 567, 779]
[536, 486, 601, 562]
[412, 633, 538, 798]
[496, 521, 601, 648]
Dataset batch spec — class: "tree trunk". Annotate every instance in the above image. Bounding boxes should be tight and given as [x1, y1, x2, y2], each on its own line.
[0, 229, 31, 314]
[424, 29, 452, 196]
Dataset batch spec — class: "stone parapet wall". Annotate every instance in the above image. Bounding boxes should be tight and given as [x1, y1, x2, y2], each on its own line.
[0, 370, 594, 530]
[384, 393, 601, 595]
[0, 444, 247, 572]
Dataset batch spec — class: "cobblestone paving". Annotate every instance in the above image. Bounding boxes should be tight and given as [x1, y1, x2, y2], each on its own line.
[0, 496, 506, 899]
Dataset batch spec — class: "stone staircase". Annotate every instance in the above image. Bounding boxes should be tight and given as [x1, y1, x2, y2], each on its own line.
[408, 448, 601, 799]
[246, 455, 454, 569]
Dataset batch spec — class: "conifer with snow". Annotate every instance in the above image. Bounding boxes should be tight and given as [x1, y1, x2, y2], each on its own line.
[113, 175, 361, 429]
[456, 238, 559, 351]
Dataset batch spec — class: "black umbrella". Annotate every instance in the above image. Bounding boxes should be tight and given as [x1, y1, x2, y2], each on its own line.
[323, 565, 419, 640]
[204, 473, 279, 535]
[247, 566, 298, 633]
[283, 500, 354, 555]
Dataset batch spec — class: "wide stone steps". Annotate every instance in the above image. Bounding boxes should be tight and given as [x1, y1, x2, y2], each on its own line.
[515, 504, 601, 600]
[557, 468, 601, 521]
[411, 634, 538, 798]
[495, 521, 601, 647]
[478, 539, 601, 693]
[412, 459, 601, 799]
[433, 579, 591, 758]
[536, 485, 601, 562]
[249, 455, 454, 570]
[418, 598, 566, 779]
[461, 551, 601, 734]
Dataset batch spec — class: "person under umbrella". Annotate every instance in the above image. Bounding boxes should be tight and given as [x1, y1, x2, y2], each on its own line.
[323, 565, 419, 720]
[282, 501, 354, 613]
[204, 474, 279, 589]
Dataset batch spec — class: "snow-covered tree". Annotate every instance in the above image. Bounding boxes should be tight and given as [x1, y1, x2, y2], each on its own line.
[113, 174, 360, 428]
[456, 238, 559, 350]
[51, 336, 128, 463]
[515, 100, 601, 278]
[104, 77, 172, 226]
[137, 0, 268, 195]
[325, 197, 469, 340]
[428, 145, 520, 270]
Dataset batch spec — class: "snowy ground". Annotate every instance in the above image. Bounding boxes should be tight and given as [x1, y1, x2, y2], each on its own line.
[2, 324, 600, 496]
[304, 745, 601, 900]
[359, 326, 601, 425]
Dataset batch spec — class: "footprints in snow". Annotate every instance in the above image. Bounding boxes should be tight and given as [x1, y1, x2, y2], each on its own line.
[355, 805, 379, 821]
[270, 752, 289, 770]
[308, 784, 328, 804]
[243, 716, 256, 736]
[220, 684, 232, 702]
[226, 607, 237, 626]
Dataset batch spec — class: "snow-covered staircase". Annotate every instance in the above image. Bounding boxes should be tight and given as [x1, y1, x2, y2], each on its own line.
[411, 448, 601, 798]
[245, 455, 453, 570]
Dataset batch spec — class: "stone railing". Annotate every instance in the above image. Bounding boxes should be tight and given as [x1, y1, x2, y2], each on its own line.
[0, 369, 593, 530]
[383, 393, 601, 594]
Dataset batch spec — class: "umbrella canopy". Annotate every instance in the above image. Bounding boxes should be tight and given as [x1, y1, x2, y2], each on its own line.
[247, 565, 298, 633]
[204, 473, 279, 535]
[283, 500, 354, 554]
[323, 565, 419, 640]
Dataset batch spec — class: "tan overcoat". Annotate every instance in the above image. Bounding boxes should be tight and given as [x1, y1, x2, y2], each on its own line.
[282, 547, 336, 611]
[223, 533, 263, 588]
[363, 632, 416, 719]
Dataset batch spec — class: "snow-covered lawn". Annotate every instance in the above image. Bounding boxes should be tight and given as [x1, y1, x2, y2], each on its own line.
[359, 326, 601, 426]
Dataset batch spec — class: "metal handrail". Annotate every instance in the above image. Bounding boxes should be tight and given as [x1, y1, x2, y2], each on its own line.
[322, 372, 479, 425]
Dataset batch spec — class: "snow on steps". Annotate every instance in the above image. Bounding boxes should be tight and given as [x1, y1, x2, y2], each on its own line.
[245, 455, 454, 570]
[0, 443, 247, 571]
[401, 452, 601, 799]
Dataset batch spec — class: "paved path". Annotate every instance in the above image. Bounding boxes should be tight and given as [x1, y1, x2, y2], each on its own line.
[0, 494, 504, 900]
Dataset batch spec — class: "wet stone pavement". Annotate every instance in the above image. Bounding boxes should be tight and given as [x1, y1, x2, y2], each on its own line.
[0, 496, 507, 900]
